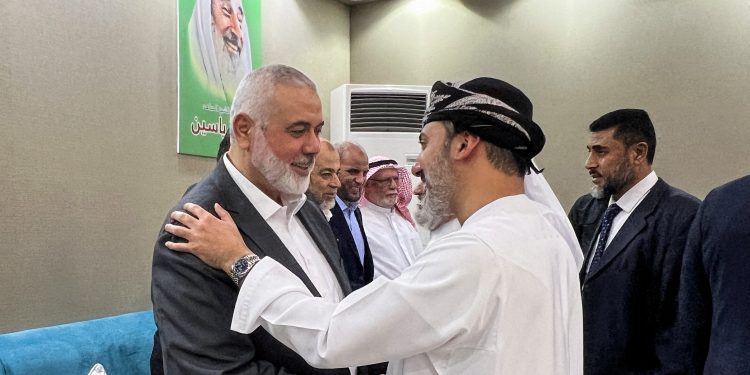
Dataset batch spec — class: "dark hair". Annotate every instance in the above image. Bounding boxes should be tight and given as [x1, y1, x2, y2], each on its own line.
[589, 109, 656, 164]
[216, 131, 231, 162]
[440, 120, 529, 176]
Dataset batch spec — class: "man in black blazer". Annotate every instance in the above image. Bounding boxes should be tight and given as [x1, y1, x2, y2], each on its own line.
[578, 109, 700, 374]
[329, 142, 374, 291]
[667, 175, 750, 374]
[151, 65, 352, 374]
[568, 192, 609, 254]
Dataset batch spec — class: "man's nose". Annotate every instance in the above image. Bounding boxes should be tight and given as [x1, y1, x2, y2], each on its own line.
[331, 173, 341, 189]
[585, 153, 596, 170]
[302, 132, 321, 156]
[354, 174, 365, 185]
[411, 162, 422, 177]
[229, 10, 242, 35]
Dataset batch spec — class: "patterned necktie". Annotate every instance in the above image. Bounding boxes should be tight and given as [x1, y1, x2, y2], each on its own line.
[588, 204, 622, 273]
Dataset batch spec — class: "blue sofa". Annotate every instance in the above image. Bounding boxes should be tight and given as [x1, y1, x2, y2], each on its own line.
[0, 311, 155, 375]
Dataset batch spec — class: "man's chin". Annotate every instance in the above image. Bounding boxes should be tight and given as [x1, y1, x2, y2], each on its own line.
[589, 186, 606, 199]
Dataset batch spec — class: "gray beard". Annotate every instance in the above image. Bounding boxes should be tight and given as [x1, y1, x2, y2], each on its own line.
[416, 150, 455, 231]
[251, 128, 311, 195]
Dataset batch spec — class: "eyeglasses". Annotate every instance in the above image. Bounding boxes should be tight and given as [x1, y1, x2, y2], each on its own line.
[368, 176, 399, 186]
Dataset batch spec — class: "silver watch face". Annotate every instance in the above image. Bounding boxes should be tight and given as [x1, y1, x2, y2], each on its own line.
[233, 258, 251, 274]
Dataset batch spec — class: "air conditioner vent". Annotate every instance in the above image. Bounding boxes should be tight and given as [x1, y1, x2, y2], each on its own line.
[349, 92, 427, 133]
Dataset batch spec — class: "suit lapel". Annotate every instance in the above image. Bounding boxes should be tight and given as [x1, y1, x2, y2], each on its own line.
[331, 204, 362, 268]
[215, 162, 322, 297]
[355, 208, 374, 279]
[584, 179, 667, 282]
[297, 203, 352, 295]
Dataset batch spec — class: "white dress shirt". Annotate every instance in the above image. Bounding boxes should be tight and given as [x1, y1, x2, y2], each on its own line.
[606, 171, 658, 247]
[585, 171, 658, 272]
[359, 198, 423, 280]
[224, 155, 343, 303]
[231, 194, 583, 375]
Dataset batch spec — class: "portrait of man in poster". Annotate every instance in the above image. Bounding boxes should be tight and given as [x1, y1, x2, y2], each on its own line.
[188, 0, 254, 101]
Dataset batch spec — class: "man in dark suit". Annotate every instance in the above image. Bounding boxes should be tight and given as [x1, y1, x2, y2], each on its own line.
[329, 142, 374, 291]
[568, 192, 609, 253]
[666, 175, 750, 374]
[151, 65, 352, 374]
[579, 109, 700, 374]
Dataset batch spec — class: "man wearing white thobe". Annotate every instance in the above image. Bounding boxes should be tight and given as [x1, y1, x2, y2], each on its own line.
[166, 77, 584, 374]
[360, 156, 422, 279]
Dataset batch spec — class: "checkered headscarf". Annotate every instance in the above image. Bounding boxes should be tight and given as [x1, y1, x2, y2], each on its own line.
[363, 156, 415, 227]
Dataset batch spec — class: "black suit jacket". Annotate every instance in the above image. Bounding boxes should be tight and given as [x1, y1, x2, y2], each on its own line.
[329, 203, 374, 291]
[666, 175, 750, 375]
[151, 161, 352, 375]
[568, 193, 609, 253]
[579, 178, 700, 375]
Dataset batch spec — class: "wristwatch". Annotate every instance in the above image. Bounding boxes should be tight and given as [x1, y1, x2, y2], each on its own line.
[229, 254, 261, 286]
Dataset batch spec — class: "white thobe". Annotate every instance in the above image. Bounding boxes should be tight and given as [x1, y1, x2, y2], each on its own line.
[359, 198, 423, 279]
[232, 194, 583, 375]
[523, 168, 584, 270]
[426, 218, 461, 246]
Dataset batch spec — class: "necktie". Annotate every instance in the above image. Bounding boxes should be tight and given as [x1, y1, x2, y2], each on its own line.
[344, 206, 366, 265]
[588, 204, 622, 273]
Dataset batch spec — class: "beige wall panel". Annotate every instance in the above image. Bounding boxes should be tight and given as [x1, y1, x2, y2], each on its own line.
[0, 0, 349, 332]
[262, 0, 351, 139]
[351, 0, 750, 208]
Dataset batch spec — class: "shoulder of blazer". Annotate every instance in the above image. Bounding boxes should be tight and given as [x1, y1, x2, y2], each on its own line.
[651, 178, 701, 216]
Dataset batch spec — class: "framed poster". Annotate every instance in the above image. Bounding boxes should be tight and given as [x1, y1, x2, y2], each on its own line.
[177, 0, 262, 157]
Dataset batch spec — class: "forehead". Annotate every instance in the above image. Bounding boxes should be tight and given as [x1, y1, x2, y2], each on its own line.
[373, 167, 398, 178]
[315, 146, 340, 168]
[267, 83, 322, 125]
[588, 128, 621, 147]
[340, 146, 368, 166]
[421, 121, 448, 142]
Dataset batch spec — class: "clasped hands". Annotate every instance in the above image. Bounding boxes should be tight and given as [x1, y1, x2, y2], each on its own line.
[164, 203, 252, 275]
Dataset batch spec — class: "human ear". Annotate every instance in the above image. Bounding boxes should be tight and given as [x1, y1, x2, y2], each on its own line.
[232, 114, 255, 149]
[631, 142, 648, 164]
[454, 131, 481, 160]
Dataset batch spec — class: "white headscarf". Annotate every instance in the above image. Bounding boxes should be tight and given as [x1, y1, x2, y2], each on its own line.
[187, 0, 253, 102]
[524, 162, 584, 270]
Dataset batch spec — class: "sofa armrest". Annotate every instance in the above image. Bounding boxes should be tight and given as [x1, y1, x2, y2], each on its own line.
[0, 311, 155, 375]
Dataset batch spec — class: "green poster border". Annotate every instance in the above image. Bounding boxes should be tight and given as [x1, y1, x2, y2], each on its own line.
[177, 0, 262, 157]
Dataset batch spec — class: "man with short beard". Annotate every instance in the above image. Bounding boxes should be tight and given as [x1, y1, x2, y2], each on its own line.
[305, 139, 342, 220]
[150, 65, 353, 375]
[163, 77, 583, 374]
[329, 142, 375, 292]
[578, 109, 700, 375]
[360, 156, 421, 279]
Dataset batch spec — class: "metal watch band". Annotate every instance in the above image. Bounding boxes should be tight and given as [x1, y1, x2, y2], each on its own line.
[230, 254, 261, 286]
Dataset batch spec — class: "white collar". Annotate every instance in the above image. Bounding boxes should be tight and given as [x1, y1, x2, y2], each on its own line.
[223, 154, 306, 220]
[323, 209, 333, 221]
[336, 195, 358, 212]
[610, 171, 658, 213]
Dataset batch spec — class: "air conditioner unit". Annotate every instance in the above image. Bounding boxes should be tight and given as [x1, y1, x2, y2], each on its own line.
[330, 83, 431, 242]
[329, 84, 430, 168]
